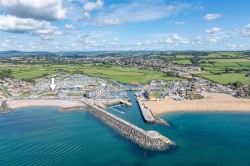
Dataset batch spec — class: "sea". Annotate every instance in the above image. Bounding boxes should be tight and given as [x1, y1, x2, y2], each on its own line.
[1, 92, 250, 166]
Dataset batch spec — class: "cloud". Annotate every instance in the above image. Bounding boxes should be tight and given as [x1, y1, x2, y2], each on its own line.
[242, 24, 250, 37]
[204, 14, 222, 21]
[83, 0, 104, 18]
[165, 38, 174, 44]
[146, 40, 158, 44]
[172, 34, 189, 44]
[161, 34, 189, 44]
[172, 34, 182, 40]
[143, 34, 189, 46]
[65, 24, 74, 30]
[100, 18, 121, 26]
[169, 21, 186, 24]
[0, 0, 67, 20]
[207, 36, 221, 43]
[92, 1, 194, 26]
[206, 27, 220, 34]
[206, 35, 228, 43]
[0, 15, 60, 36]
[227, 44, 245, 50]
[1, 43, 9, 47]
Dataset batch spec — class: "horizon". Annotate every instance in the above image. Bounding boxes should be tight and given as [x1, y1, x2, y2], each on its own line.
[1, 50, 250, 53]
[0, 0, 249, 52]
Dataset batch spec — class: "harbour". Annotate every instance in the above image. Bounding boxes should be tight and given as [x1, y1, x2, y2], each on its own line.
[83, 100, 175, 151]
[2, 91, 174, 151]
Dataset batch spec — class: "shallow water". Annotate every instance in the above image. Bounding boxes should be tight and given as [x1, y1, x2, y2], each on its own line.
[0, 101, 250, 165]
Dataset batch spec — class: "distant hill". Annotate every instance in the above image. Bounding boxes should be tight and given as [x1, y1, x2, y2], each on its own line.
[0, 50, 23, 55]
[0, 50, 55, 57]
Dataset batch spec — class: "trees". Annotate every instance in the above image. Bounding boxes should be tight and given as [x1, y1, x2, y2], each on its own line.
[0, 69, 12, 79]
[190, 57, 201, 65]
[233, 81, 244, 89]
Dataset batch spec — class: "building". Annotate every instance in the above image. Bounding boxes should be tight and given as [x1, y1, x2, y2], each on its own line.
[85, 90, 96, 98]
[145, 90, 157, 100]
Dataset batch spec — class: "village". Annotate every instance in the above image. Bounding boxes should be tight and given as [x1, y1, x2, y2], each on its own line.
[0, 70, 249, 102]
[0, 73, 127, 100]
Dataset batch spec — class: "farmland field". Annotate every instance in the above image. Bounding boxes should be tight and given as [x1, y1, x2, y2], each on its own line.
[172, 60, 192, 65]
[208, 58, 250, 63]
[195, 72, 250, 85]
[207, 52, 245, 58]
[175, 55, 194, 58]
[0, 63, 182, 84]
[201, 58, 250, 74]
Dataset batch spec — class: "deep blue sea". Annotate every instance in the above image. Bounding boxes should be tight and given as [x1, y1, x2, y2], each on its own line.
[1, 93, 250, 166]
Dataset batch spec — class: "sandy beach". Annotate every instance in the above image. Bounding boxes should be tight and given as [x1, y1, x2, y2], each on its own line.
[144, 92, 250, 115]
[6, 99, 86, 110]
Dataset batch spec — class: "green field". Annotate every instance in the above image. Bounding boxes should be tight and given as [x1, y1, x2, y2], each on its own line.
[193, 56, 250, 85]
[207, 52, 244, 58]
[194, 71, 250, 85]
[160, 55, 174, 59]
[208, 58, 250, 63]
[201, 58, 250, 75]
[172, 60, 192, 65]
[153, 92, 163, 98]
[1, 63, 182, 84]
[175, 55, 194, 58]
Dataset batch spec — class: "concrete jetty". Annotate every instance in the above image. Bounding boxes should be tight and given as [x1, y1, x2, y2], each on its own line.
[137, 100, 155, 123]
[119, 99, 132, 107]
[83, 100, 175, 151]
[137, 98, 170, 126]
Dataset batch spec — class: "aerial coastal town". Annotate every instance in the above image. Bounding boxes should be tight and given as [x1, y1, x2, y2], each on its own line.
[0, 51, 249, 101]
[0, 73, 245, 101]
[0, 51, 250, 151]
[1, 0, 250, 165]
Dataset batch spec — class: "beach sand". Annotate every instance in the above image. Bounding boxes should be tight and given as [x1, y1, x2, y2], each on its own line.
[6, 99, 86, 110]
[144, 92, 250, 115]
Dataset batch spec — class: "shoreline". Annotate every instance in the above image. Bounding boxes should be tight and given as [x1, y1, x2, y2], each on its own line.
[151, 109, 250, 116]
[144, 92, 250, 116]
[4, 99, 87, 111]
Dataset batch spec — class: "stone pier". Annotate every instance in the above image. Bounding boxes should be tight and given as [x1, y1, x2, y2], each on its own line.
[83, 100, 175, 151]
[0, 100, 11, 113]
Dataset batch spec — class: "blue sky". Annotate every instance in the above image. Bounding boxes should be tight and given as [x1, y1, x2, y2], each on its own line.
[0, 0, 249, 51]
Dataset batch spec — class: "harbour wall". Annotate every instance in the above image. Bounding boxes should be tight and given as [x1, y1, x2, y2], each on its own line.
[83, 100, 175, 151]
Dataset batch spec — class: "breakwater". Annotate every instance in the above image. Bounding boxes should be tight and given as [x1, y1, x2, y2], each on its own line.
[0, 100, 11, 113]
[83, 100, 175, 151]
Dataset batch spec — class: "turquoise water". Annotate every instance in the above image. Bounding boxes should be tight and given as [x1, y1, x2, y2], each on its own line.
[1, 104, 250, 165]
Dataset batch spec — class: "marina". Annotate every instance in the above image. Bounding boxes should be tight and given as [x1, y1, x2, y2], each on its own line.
[109, 106, 125, 114]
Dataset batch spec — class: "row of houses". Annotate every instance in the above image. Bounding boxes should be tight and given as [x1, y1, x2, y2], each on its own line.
[145, 77, 236, 101]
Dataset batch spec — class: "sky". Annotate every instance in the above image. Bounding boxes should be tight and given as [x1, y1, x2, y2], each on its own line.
[0, 0, 249, 51]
